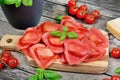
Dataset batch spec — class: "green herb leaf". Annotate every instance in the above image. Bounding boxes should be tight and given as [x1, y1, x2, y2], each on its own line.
[38, 74, 44, 80]
[28, 74, 39, 80]
[67, 31, 78, 39]
[60, 32, 67, 41]
[22, 0, 33, 6]
[44, 70, 61, 80]
[115, 67, 120, 74]
[55, 15, 64, 21]
[36, 68, 44, 74]
[15, 0, 21, 7]
[36, 68, 44, 80]
[50, 30, 62, 37]
[0, 0, 4, 5]
[62, 26, 68, 32]
[28, 68, 61, 80]
[4, 0, 17, 5]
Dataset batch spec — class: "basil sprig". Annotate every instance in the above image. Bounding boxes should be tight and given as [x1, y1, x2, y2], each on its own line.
[67, 32, 78, 39]
[60, 32, 67, 41]
[28, 68, 61, 80]
[15, 0, 21, 7]
[50, 31, 62, 37]
[115, 67, 120, 74]
[22, 0, 32, 6]
[62, 26, 68, 32]
[50, 26, 78, 41]
[55, 15, 64, 21]
[44, 70, 61, 80]
[0, 0, 33, 7]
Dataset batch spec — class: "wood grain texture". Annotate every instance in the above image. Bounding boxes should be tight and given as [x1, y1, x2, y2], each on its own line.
[0, 30, 109, 74]
[28, 55, 109, 74]
[45, 0, 120, 18]
[0, 0, 120, 79]
[0, 69, 32, 80]
[77, 0, 120, 13]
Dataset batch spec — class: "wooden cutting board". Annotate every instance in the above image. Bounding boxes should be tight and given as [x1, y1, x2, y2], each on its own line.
[0, 30, 109, 74]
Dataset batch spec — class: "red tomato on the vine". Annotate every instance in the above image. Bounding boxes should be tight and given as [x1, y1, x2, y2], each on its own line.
[111, 48, 120, 58]
[85, 14, 95, 24]
[1, 56, 9, 63]
[69, 7, 78, 15]
[1, 50, 12, 64]
[8, 58, 19, 68]
[68, 0, 76, 7]
[1, 50, 12, 59]
[79, 4, 88, 11]
[91, 10, 100, 19]
[111, 76, 120, 80]
[76, 10, 87, 19]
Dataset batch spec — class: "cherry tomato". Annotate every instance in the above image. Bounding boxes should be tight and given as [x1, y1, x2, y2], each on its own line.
[79, 4, 88, 11]
[68, 0, 76, 7]
[1, 50, 12, 59]
[8, 58, 19, 68]
[85, 14, 95, 24]
[111, 48, 120, 58]
[111, 76, 120, 80]
[69, 7, 78, 15]
[1, 56, 9, 63]
[91, 10, 100, 19]
[76, 10, 87, 19]
[0, 62, 3, 70]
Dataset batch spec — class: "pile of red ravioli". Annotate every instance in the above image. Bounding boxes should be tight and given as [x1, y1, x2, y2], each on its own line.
[17, 16, 109, 69]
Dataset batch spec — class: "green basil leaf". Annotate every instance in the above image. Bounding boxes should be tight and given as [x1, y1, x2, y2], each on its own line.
[44, 70, 61, 80]
[50, 30, 62, 37]
[62, 26, 68, 32]
[38, 74, 44, 80]
[4, 0, 17, 5]
[36, 68, 44, 74]
[15, 0, 21, 7]
[28, 74, 39, 80]
[45, 78, 61, 80]
[55, 15, 64, 21]
[22, 0, 33, 6]
[36, 68, 44, 80]
[53, 78, 61, 80]
[67, 31, 78, 39]
[60, 32, 66, 41]
[0, 0, 4, 5]
[115, 67, 120, 74]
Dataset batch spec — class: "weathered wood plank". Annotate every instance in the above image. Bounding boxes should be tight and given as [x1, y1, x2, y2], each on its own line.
[45, 0, 120, 18]
[0, 0, 119, 23]
[1, 51, 111, 80]
[106, 34, 120, 75]
[0, 50, 111, 80]
[1, 0, 116, 25]
[77, 0, 120, 13]
[0, 19, 112, 79]
[0, 32, 109, 74]
[0, 69, 32, 80]
[0, 12, 118, 75]
[45, 0, 120, 13]
[0, 0, 120, 79]
[0, 68, 111, 80]
[0, 16, 56, 36]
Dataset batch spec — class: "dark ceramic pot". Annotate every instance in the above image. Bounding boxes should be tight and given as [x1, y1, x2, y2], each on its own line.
[1, 0, 44, 29]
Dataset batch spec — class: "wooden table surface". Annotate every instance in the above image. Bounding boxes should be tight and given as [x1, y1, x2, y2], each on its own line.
[0, 0, 120, 80]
